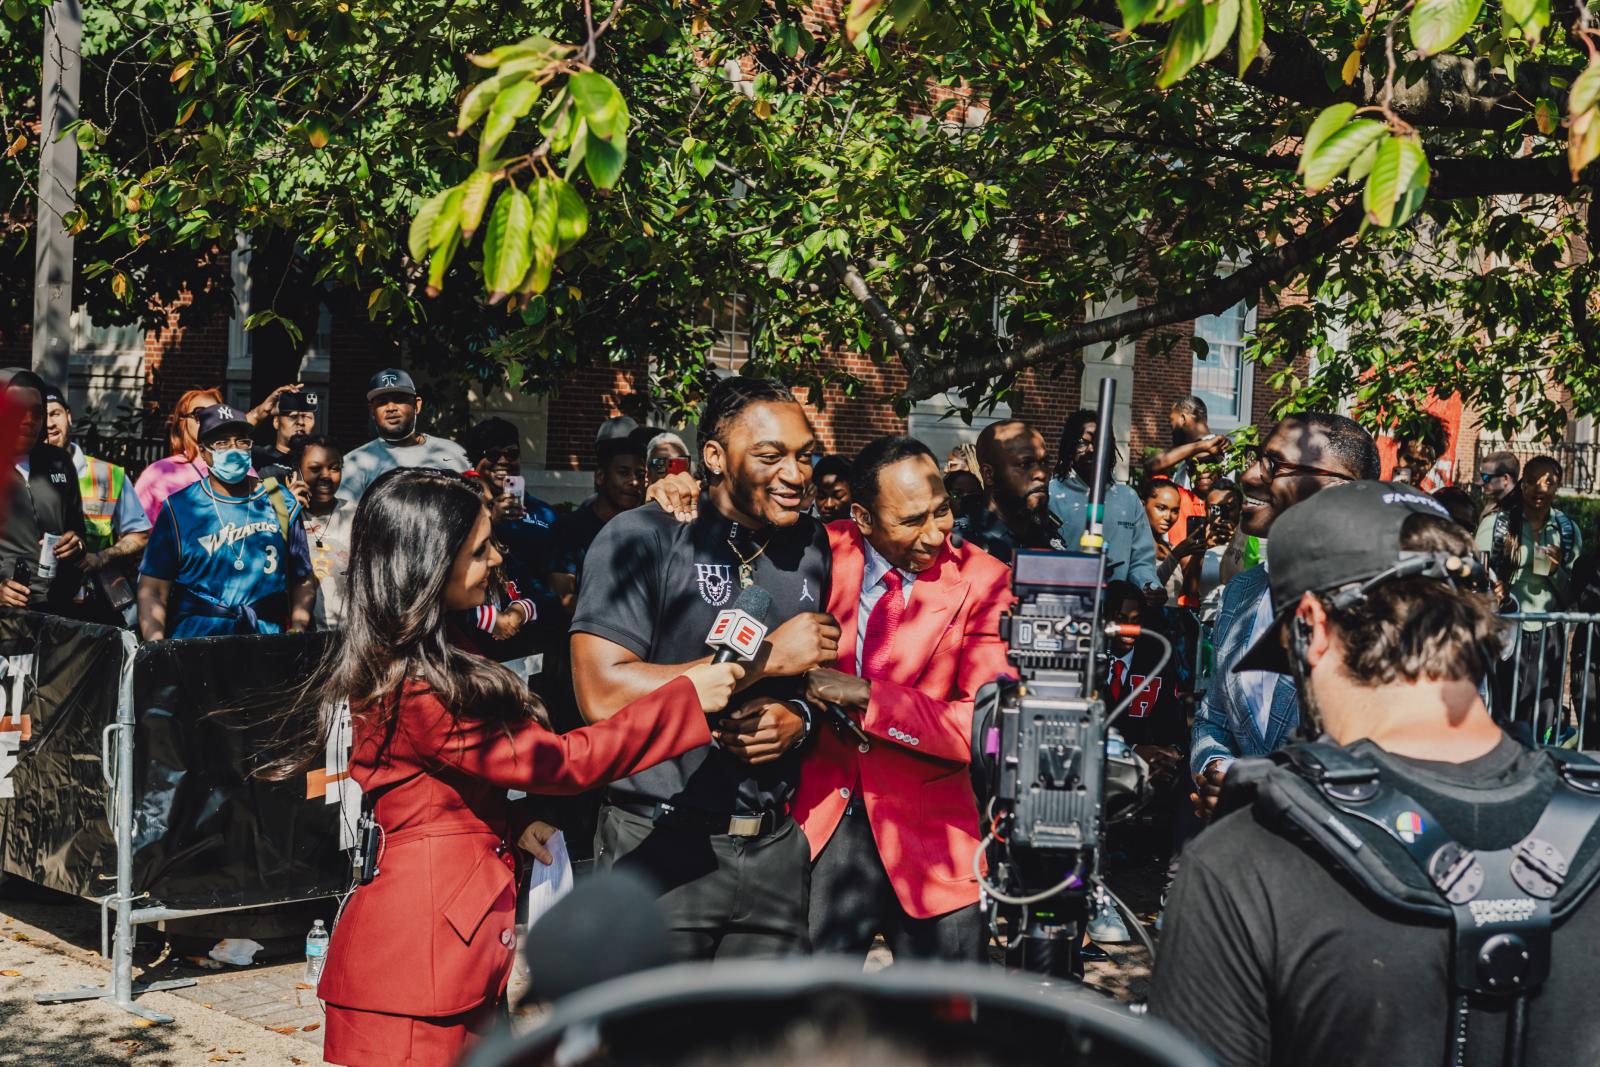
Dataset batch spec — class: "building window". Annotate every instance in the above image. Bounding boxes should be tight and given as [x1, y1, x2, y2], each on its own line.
[701, 293, 752, 374]
[1191, 297, 1255, 430]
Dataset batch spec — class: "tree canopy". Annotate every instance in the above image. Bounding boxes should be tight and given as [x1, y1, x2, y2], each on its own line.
[2, 0, 1597, 435]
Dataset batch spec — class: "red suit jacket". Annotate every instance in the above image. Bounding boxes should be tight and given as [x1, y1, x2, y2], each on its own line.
[793, 522, 1013, 919]
[316, 675, 709, 1019]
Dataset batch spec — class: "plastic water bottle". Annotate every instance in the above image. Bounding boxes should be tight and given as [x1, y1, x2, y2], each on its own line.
[305, 920, 330, 986]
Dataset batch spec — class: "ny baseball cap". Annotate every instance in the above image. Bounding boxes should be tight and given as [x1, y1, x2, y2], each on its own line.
[367, 368, 417, 401]
[1233, 480, 1484, 675]
[277, 389, 319, 414]
[192, 403, 253, 443]
[39, 380, 67, 409]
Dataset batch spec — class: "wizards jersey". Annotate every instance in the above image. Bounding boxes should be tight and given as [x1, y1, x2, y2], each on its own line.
[140, 477, 313, 638]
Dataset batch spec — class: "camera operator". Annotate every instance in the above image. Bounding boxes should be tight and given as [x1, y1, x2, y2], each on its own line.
[0, 368, 86, 614]
[1152, 482, 1600, 1067]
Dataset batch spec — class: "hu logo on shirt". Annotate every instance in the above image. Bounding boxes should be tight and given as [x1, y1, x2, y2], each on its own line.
[198, 520, 278, 555]
[695, 563, 733, 606]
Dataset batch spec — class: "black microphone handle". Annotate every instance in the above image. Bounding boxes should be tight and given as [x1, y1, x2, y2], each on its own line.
[711, 646, 742, 665]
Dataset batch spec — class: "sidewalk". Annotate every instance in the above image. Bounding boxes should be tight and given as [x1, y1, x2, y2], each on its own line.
[0, 894, 322, 1066]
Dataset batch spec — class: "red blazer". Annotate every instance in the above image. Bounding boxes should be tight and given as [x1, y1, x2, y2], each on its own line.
[316, 675, 710, 1018]
[793, 522, 1013, 919]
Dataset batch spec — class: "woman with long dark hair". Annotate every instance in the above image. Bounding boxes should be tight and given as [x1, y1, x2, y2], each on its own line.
[263, 467, 740, 1067]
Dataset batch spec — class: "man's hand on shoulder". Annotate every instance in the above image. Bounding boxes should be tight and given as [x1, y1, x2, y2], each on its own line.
[644, 471, 701, 523]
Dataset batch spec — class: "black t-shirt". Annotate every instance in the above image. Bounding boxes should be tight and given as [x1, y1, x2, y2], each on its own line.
[0, 444, 86, 611]
[965, 505, 1056, 565]
[571, 498, 832, 816]
[550, 498, 609, 582]
[1151, 734, 1600, 1067]
[251, 444, 295, 483]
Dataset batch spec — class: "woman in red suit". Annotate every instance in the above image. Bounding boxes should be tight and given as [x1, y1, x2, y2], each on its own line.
[264, 468, 740, 1067]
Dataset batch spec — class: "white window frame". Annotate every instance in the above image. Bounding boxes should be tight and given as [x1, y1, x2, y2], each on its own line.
[701, 292, 753, 376]
[1191, 295, 1257, 431]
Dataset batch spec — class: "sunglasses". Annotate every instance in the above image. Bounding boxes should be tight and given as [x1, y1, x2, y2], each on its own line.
[483, 447, 520, 463]
[1250, 449, 1352, 483]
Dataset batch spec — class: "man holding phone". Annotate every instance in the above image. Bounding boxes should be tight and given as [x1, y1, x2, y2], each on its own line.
[0, 369, 87, 615]
[464, 417, 560, 641]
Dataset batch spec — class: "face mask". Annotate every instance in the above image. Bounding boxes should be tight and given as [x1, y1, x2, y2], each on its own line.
[209, 448, 252, 485]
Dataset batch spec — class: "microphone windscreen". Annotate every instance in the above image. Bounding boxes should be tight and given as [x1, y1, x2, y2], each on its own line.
[730, 583, 772, 624]
[522, 870, 671, 1005]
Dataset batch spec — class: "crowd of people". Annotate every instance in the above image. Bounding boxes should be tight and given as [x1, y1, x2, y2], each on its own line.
[6, 363, 1600, 1067]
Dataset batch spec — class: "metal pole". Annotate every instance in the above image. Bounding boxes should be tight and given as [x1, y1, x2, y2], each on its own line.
[1582, 623, 1595, 750]
[31, 0, 81, 387]
[37, 632, 193, 1019]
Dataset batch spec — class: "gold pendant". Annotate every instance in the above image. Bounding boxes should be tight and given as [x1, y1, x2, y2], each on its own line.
[739, 562, 754, 588]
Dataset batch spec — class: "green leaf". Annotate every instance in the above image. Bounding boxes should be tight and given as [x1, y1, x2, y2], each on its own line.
[522, 179, 560, 295]
[567, 72, 629, 141]
[1236, 0, 1263, 77]
[1570, 59, 1600, 119]
[425, 229, 460, 297]
[1201, 0, 1239, 63]
[584, 135, 625, 190]
[1303, 118, 1385, 192]
[408, 188, 449, 260]
[1118, 0, 1160, 30]
[1299, 104, 1357, 175]
[458, 69, 529, 133]
[478, 79, 541, 167]
[889, 0, 927, 31]
[1570, 108, 1600, 181]
[550, 177, 588, 252]
[429, 186, 464, 250]
[845, 0, 884, 38]
[1346, 138, 1380, 183]
[1156, 0, 1217, 89]
[1501, 0, 1548, 43]
[458, 170, 497, 239]
[483, 186, 533, 298]
[469, 35, 567, 69]
[1409, 0, 1484, 56]
[1363, 135, 1429, 228]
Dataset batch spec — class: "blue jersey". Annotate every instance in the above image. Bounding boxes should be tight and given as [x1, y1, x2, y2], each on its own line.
[141, 477, 313, 638]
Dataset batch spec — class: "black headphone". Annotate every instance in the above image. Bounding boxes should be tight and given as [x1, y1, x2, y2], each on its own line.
[1325, 551, 1489, 612]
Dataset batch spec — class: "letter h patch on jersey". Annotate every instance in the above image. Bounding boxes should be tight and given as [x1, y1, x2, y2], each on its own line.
[1124, 676, 1161, 719]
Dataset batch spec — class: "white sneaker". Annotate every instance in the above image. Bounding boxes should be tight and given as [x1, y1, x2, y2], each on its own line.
[1087, 886, 1132, 944]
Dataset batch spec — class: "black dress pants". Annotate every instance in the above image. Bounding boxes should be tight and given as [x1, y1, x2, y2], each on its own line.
[808, 804, 985, 963]
[594, 804, 811, 961]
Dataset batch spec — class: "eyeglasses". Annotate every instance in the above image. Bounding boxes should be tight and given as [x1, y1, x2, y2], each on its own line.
[1250, 449, 1352, 483]
[205, 436, 252, 451]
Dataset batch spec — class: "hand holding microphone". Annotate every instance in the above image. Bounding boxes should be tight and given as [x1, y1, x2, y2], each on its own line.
[683, 661, 746, 714]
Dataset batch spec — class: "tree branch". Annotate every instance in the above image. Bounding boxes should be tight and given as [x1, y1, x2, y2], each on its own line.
[900, 201, 1366, 402]
[823, 250, 925, 374]
[1073, 0, 1575, 131]
[1570, 188, 1600, 365]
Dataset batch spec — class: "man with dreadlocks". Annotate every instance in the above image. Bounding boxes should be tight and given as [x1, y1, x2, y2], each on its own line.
[570, 376, 840, 960]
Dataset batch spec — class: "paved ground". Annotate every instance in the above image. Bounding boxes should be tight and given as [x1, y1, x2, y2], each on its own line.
[0, 857, 1159, 1066]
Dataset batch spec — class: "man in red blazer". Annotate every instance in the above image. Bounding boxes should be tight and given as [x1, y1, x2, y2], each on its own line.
[795, 435, 1013, 962]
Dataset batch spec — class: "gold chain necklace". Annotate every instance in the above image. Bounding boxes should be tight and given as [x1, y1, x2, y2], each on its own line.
[726, 532, 770, 589]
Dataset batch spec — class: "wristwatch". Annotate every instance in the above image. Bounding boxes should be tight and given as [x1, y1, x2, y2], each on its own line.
[786, 698, 815, 750]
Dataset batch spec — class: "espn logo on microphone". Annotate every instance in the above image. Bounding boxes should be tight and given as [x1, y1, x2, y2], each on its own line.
[707, 608, 768, 660]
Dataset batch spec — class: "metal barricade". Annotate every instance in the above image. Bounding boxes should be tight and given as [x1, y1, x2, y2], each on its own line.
[1496, 612, 1600, 749]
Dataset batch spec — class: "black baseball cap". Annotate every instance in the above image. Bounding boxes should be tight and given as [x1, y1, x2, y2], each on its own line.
[192, 403, 253, 443]
[1233, 480, 1479, 675]
[40, 380, 67, 409]
[367, 368, 417, 401]
[277, 389, 318, 414]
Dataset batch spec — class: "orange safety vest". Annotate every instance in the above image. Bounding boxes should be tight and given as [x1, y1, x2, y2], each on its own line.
[78, 454, 127, 552]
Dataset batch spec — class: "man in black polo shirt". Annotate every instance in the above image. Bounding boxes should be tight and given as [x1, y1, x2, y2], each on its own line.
[572, 376, 839, 960]
[0, 369, 86, 614]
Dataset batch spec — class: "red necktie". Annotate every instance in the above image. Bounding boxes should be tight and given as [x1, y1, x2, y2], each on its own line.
[1111, 659, 1127, 700]
[860, 569, 905, 681]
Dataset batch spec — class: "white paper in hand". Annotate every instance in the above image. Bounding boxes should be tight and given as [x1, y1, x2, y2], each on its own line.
[526, 830, 574, 926]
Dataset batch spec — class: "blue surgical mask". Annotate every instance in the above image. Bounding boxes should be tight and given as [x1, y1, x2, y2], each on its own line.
[209, 448, 252, 485]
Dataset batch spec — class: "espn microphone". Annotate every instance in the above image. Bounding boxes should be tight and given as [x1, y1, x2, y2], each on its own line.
[705, 585, 772, 663]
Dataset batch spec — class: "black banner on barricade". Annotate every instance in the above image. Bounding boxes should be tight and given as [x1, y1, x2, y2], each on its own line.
[132, 632, 350, 910]
[0, 611, 125, 896]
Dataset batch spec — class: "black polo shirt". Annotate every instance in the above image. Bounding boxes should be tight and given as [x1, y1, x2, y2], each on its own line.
[550, 497, 608, 582]
[0, 444, 86, 611]
[571, 498, 832, 817]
